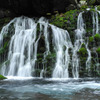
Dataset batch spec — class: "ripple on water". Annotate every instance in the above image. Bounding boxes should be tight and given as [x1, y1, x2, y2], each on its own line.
[0, 78, 100, 100]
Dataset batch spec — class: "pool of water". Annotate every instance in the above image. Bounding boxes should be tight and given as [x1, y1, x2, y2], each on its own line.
[0, 77, 100, 100]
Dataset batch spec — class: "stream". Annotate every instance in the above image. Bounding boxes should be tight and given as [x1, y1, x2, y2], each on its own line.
[0, 78, 100, 100]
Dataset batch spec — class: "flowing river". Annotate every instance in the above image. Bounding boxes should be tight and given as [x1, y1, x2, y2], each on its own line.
[0, 78, 100, 100]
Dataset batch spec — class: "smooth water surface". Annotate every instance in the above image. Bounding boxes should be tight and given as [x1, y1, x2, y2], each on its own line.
[0, 78, 100, 100]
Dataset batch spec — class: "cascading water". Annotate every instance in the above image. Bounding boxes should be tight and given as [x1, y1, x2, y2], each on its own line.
[0, 16, 74, 78]
[92, 7, 100, 35]
[51, 25, 73, 78]
[72, 12, 86, 78]
[1, 17, 39, 77]
[91, 7, 100, 75]
[0, 7, 100, 78]
[38, 18, 50, 78]
[0, 17, 51, 77]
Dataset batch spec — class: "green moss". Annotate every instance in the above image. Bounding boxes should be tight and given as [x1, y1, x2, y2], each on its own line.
[89, 36, 94, 42]
[94, 34, 100, 41]
[80, 5, 88, 10]
[45, 67, 53, 77]
[0, 41, 9, 54]
[78, 47, 87, 56]
[0, 75, 7, 80]
[50, 9, 79, 30]
[96, 47, 100, 54]
[46, 53, 56, 60]
[81, 43, 86, 48]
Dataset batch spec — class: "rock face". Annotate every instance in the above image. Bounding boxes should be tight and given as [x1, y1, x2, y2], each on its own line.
[0, 0, 76, 16]
[97, 0, 100, 4]
[0, 9, 12, 18]
[0, 0, 100, 16]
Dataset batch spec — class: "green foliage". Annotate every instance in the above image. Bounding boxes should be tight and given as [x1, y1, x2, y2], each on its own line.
[0, 41, 9, 54]
[0, 75, 7, 80]
[46, 53, 56, 60]
[36, 52, 56, 77]
[96, 47, 100, 54]
[45, 67, 53, 77]
[78, 47, 87, 56]
[37, 53, 43, 63]
[94, 34, 100, 41]
[89, 36, 94, 42]
[50, 9, 79, 30]
[81, 43, 86, 48]
[80, 5, 88, 10]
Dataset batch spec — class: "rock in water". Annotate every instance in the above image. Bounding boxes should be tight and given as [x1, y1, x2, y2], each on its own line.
[0, 75, 7, 80]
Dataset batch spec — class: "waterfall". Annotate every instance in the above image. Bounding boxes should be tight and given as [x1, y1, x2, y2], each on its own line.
[0, 17, 50, 77]
[86, 42, 91, 72]
[51, 25, 73, 78]
[95, 7, 99, 34]
[72, 12, 86, 78]
[0, 16, 73, 78]
[92, 7, 100, 35]
[1, 17, 38, 76]
[0, 7, 100, 78]
[38, 17, 50, 78]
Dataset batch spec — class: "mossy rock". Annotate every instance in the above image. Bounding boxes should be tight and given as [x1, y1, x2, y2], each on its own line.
[89, 36, 94, 42]
[0, 41, 9, 55]
[78, 47, 87, 56]
[0, 75, 7, 80]
[45, 67, 53, 77]
[96, 47, 100, 54]
[94, 34, 100, 41]
[50, 9, 79, 30]
[89, 36, 94, 47]
[94, 34, 100, 46]
[81, 43, 86, 48]
[46, 53, 56, 60]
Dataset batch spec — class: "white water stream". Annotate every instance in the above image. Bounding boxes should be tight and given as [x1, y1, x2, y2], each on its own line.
[0, 7, 100, 78]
